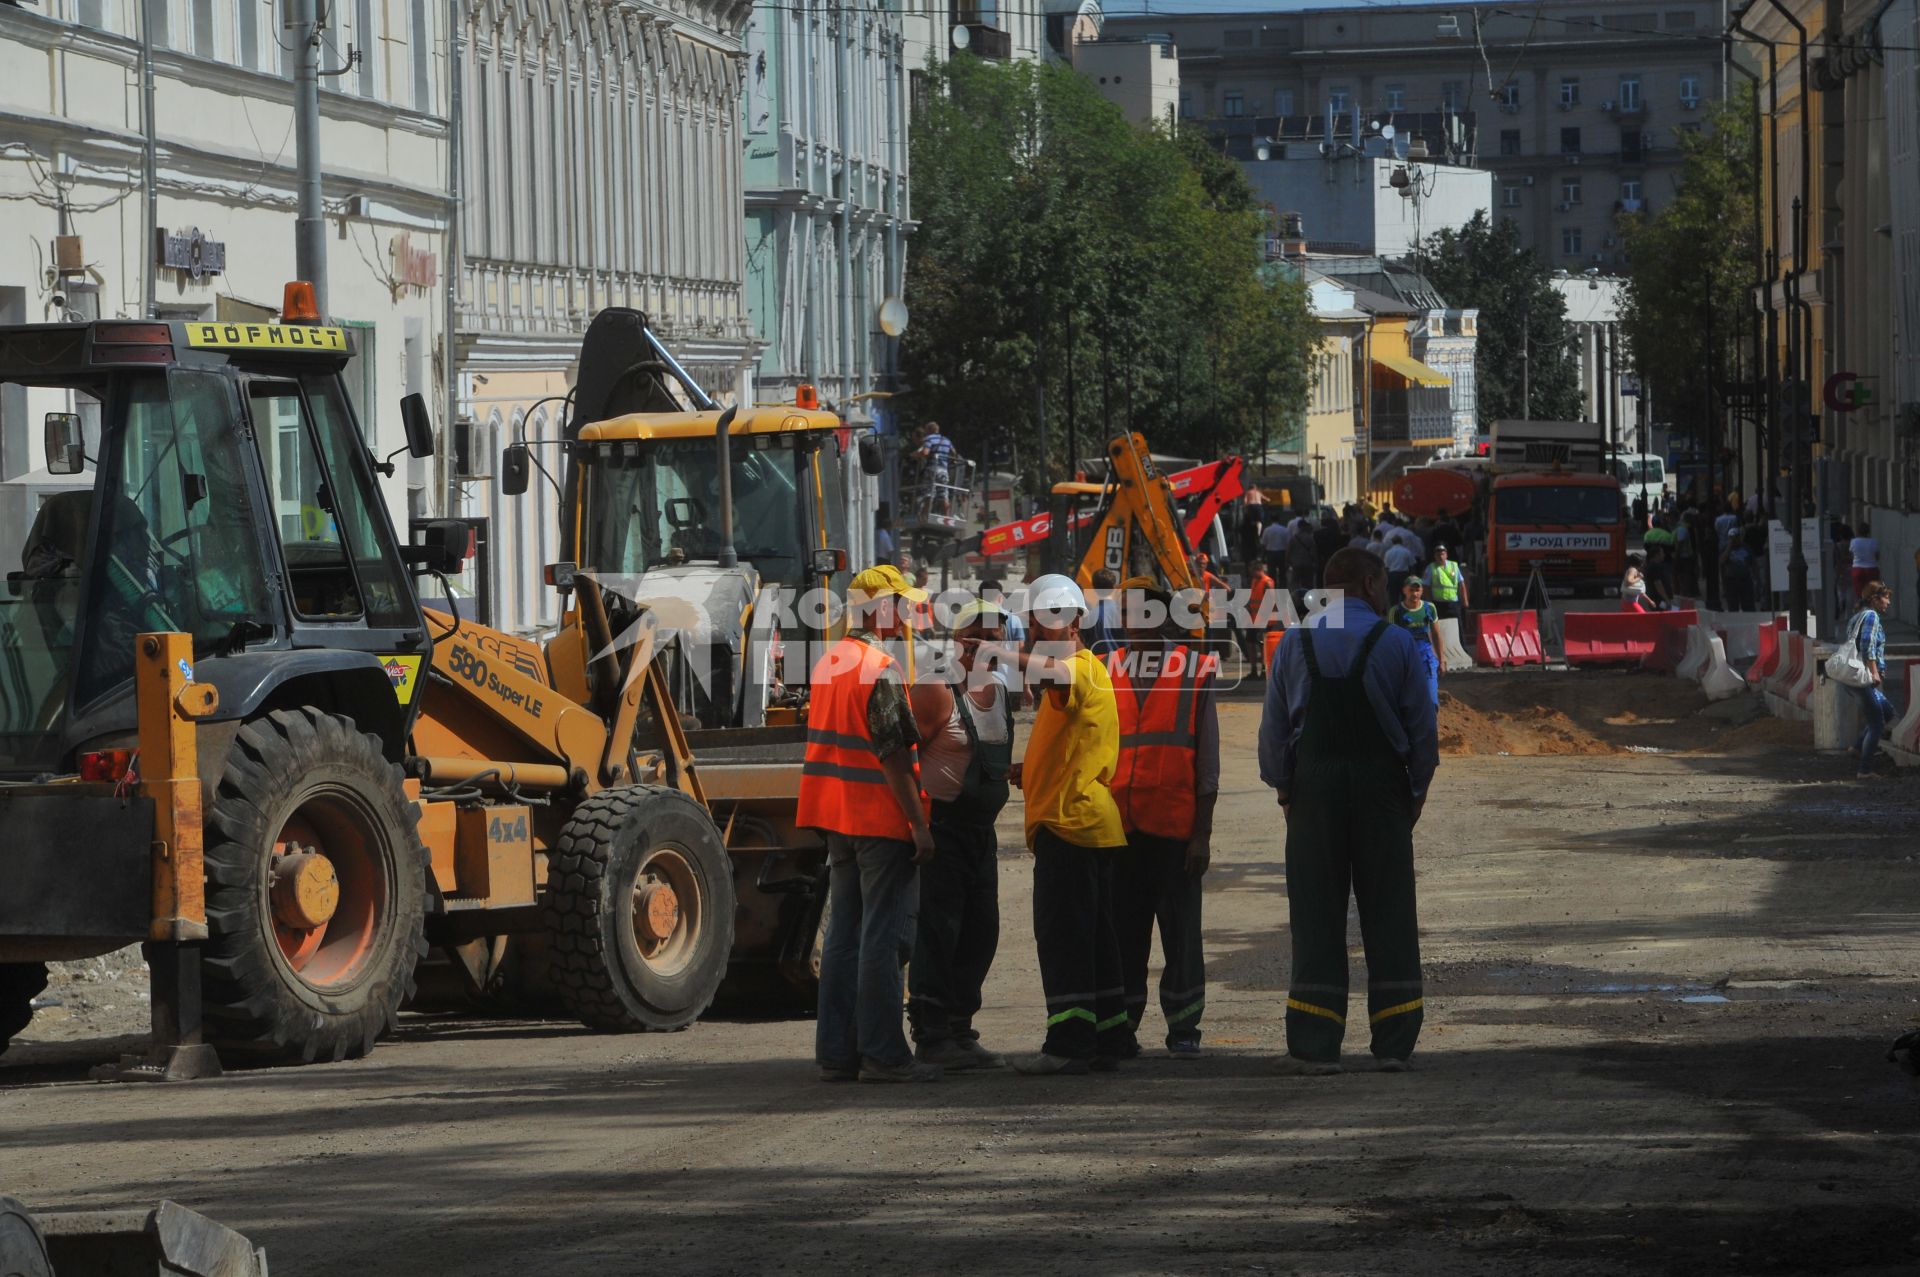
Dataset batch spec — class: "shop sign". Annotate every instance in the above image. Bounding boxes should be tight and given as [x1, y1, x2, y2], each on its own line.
[392, 233, 438, 291]
[155, 227, 226, 280]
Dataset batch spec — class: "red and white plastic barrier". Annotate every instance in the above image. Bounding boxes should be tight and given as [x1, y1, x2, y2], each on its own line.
[1476, 611, 1544, 667]
[1886, 656, 1920, 761]
[1562, 609, 1698, 667]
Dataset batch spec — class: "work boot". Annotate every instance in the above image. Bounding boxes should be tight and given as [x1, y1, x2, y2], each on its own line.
[960, 1040, 1007, 1070]
[1011, 1052, 1090, 1076]
[859, 1057, 943, 1083]
[916, 1039, 988, 1071]
[1273, 1053, 1342, 1077]
[819, 1063, 860, 1082]
[1166, 1034, 1203, 1058]
[1375, 1057, 1412, 1074]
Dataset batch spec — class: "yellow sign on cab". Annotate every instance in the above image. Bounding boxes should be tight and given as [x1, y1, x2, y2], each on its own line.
[380, 654, 424, 705]
[185, 322, 349, 353]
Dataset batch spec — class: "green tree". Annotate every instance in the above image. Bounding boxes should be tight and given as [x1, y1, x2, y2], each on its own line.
[903, 57, 1316, 486]
[1420, 211, 1583, 429]
[1619, 87, 1757, 460]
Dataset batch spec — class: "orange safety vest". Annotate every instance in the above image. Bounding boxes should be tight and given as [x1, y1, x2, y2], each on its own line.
[797, 635, 919, 841]
[1108, 642, 1207, 840]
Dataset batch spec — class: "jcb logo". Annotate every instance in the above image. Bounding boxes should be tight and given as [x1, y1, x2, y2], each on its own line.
[1104, 527, 1125, 572]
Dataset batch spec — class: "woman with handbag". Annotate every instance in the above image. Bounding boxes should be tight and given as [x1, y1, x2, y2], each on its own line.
[1842, 581, 1894, 778]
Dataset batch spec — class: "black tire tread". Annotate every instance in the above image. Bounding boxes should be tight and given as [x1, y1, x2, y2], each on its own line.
[542, 786, 734, 1032]
[200, 707, 427, 1063]
[0, 963, 50, 1059]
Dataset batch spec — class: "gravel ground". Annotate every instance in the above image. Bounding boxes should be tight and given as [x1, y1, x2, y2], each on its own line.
[3, 672, 1917, 1275]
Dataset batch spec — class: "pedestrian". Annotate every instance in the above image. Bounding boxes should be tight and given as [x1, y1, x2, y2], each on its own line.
[1108, 578, 1218, 1057]
[799, 564, 942, 1083]
[1285, 527, 1319, 600]
[1008, 573, 1132, 1075]
[1846, 581, 1895, 779]
[1742, 514, 1770, 605]
[1622, 553, 1655, 612]
[906, 600, 1018, 1071]
[1313, 514, 1345, 582]
[1849, 520, 1881, 601]
[1260, 515, 1290, 579]
[1258, 547, 1439, 1075]
[1721, 531, 1757, 612]
[874, 505, 895, 564]
[1388, 574, 1441, 706]
[1424, 543, 1468, 628]
[1382, 534, 1416, 580]
[1084, 567, 1123, 656]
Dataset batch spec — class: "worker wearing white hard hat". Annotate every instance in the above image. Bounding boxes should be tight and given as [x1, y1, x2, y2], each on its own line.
[999, 572, 1133, 1075]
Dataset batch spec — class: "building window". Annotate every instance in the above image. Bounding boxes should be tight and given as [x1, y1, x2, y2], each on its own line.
[1619, 76, 1642, 111]
[1560, 77, 1581, 107]
[1274, 88, 1295, 115]
[235, 0, 256, 67]
[1561, 176, 1582, 204]
[1225, 28, 1253, 46]
[191, 0, 213, 56]
[1384, 84, 1405, 110]
[1621, 127, 1643, 162]
[1500, 81, 1520, 108]
[1499, 128, 1521, 156]
[1223, 91, 1244, 117]
[1441, 81, 1463, 111]
[1180, 92, 1194, 119]
[1561, 126, 1581, 154]
[1562, 227, 1584, 255]
[1501, 182, 1522, 207]
[411, 0, 431, 110]
[1328, 87, 1350, 113]
[1679, 73, 1701, 107]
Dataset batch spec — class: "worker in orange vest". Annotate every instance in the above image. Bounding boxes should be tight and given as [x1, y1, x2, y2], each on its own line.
[798, 564, 940, 1084]
[1107, 576, 1219, 1057]
[1244, 561, 1278, 678]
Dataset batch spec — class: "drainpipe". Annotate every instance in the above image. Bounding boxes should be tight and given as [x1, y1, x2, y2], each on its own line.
[1760, 0, 1812, 627]
[1730, 4, 1781, 553]
[443, 0, 464, 519]
[1723, 39, 1765, 497]
[140, 0, 159, 319]
[836, 10, 855, 408]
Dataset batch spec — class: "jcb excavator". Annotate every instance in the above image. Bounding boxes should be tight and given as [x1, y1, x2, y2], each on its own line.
[0, 293, 837, 1075]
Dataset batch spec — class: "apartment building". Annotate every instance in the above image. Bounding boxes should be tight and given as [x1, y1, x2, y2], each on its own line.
[1105, 1, 1725, 269]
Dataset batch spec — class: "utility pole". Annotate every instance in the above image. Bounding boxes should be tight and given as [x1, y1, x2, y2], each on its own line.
[1519, 299, 1530, 419]
[291, 0, 328, 311]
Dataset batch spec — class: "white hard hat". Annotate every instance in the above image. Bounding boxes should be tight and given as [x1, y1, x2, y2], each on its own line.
[1023, 573, 1088, 621]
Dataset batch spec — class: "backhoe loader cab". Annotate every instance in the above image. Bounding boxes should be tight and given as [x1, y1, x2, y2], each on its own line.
[0, 308, 747, 1075]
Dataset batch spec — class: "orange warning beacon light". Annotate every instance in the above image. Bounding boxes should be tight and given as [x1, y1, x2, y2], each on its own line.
[795, 383, 820, 410]
[282, 281, 321, 323]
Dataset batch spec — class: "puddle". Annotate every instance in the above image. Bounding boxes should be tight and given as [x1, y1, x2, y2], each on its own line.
[1676, 994, 1731, 1004]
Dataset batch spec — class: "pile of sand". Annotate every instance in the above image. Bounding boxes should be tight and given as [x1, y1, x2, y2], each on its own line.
[1705, 713, 1814, 754]
[1437, 692, 1619, 757]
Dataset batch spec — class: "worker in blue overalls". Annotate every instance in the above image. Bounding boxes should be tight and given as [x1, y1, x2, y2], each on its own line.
[1387, 574, 1441, 707]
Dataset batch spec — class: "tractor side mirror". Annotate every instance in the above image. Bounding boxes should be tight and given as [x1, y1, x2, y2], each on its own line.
[500, 442, 530, 497]
[858, 433, 884, 476]
[405, 519, 469, 575]
[399, 393, 435, 459]
[809, 547, 847, 577]
[44, 413, 84, 475]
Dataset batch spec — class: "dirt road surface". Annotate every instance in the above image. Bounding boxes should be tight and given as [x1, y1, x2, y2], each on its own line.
[5, 673, 1919, 1275]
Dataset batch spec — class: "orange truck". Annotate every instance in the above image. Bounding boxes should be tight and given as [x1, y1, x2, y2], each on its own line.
[1483, 420, 1628, 603]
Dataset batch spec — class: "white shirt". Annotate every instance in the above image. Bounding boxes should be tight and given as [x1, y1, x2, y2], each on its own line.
[1849, 536, 1880, 570]
[1384, 542, 1417, 575]
[1260, 522, 1290, 553]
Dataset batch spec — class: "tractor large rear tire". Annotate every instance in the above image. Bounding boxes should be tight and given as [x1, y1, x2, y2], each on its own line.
[201, 708, 427, 1063]
[544, 787, 735, 1031]
[0, 963, 49, 1060]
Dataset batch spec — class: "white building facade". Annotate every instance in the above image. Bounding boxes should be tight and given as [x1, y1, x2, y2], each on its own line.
[0, 0, 452, 543]
[450, 0, 756, 634]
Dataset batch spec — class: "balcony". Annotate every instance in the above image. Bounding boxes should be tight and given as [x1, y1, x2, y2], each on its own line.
[1371, 385, 1454, 445]
[960, 22, 1013, 59]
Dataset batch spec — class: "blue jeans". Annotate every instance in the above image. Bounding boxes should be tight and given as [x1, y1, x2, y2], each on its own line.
[1853, 684, 1894, 768]
[816, 834, 920, 1069]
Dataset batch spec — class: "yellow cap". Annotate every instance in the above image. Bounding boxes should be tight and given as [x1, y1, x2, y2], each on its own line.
[848, 563, 929, 604]
[950, 598, 1009, 630]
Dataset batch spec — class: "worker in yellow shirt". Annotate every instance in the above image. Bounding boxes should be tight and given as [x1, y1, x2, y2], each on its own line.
[1008, 573, 1133, 1075]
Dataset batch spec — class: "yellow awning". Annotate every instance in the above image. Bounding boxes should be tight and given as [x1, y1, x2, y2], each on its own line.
[1372, 353, 1451, 386]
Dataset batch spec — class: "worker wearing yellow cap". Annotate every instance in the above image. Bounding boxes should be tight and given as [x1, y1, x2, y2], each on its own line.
[798, 564, 940, 1084]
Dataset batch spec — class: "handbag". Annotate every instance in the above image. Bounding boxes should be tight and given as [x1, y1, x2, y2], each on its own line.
[1824, 612, 1874, 688]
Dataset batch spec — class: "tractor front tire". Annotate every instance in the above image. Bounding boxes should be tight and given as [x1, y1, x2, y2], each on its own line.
[201, 708, 427, 1063]
[544, 787, 735, 1032]
[0, 963, 49, 1060]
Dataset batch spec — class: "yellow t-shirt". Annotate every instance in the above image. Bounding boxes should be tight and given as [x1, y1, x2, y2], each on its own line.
[1022, 646, 1126, 849]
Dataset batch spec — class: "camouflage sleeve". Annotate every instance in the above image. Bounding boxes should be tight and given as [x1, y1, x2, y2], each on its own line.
[866, 670, 921, 761]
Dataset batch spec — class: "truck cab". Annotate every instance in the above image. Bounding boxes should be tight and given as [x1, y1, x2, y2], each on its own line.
[1484, 470, 1628, 602]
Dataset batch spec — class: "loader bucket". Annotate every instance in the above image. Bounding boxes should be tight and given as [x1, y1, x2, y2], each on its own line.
[26, 1199, 267, 1277]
